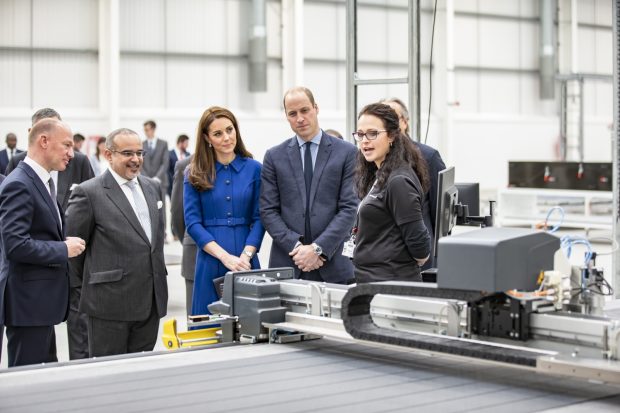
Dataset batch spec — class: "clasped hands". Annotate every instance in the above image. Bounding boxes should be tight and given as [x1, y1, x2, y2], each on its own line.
[289, 244, 325, 272]
[221, 252, 252, 272]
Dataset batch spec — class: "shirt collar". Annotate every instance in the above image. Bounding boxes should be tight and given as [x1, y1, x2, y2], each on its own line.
[296, 130, 322, 148]
[108, 167, 136, 188]
[23, 156, 51, 185]
[215, 154, 245, 173]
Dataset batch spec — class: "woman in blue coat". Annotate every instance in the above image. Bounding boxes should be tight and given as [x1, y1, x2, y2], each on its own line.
[184, 106, 265, 315]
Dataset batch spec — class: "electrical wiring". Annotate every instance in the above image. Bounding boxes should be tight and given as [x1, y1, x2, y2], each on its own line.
[586, 236, 620, 255]
[424, 0, 438, 144]
[543, 206, 564, 233]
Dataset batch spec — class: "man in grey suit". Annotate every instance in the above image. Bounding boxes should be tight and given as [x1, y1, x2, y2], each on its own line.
[260, 86, 358, 284]
[142, 120, 169, 239]
[170, 155, 196, 315]
[66, 128, 168, 357]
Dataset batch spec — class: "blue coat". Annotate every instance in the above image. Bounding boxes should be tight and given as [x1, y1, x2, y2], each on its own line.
[184, 156, 264, 315]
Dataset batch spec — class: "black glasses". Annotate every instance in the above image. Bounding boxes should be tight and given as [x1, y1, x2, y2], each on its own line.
[352, 130, 387, 142]
[109, 149, 146, 158]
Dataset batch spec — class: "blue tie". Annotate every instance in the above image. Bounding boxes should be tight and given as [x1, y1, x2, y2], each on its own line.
[304, 142, 313, 243]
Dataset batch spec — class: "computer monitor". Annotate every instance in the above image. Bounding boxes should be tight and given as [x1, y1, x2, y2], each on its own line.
[455, 182, 480, 216]
[433, 167, 458, 260]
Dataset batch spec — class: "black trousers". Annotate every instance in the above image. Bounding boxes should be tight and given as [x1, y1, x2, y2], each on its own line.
[184, 278, 194, 316]
[88, 301, 160, 358]
[6, 325, 57, 367]
[67, 287, 89, 360]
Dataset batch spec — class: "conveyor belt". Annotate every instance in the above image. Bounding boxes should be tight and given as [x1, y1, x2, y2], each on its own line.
[0, 338, 619, 412]
[341, 282, 551, 367]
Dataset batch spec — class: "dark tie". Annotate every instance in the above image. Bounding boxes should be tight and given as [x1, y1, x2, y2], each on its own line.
[48, 178, 61, 226]
[304, 142, 313, 243]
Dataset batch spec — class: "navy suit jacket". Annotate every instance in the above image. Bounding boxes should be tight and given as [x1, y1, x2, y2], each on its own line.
[413, 141, 446, 269]
[0, 149, 24, 176]
[260, 132, 358, 283]
[0, 163, 69, 327]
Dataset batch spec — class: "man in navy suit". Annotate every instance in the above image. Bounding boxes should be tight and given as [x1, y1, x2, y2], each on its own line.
[0, 133, 23, 174]
[0, 119, 86, 367]
[167, 134, 190, 198]
[260, 87, 358, 284]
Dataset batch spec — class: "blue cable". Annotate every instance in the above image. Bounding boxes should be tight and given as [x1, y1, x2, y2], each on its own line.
[545, 206, 564, 233]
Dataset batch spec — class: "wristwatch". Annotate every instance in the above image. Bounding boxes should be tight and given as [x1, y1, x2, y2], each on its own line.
[243, 250, 254, 259]
[311, 243, 323, 256]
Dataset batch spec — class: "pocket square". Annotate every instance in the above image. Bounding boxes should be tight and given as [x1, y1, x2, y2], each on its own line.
[157, 200, 163, 209]
[70, 183, 78, 191]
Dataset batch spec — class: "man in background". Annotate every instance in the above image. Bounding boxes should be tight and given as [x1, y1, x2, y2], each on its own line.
[66, 128, 168, 357]
[170, 155, 196, 315]
[142, 120, 169, 239]
[0, 119, 85, 367]
[168, 134, 190, 199]
[381, 97, 446, 269]
[0, 133, 23, 174]
[73, 133, 86, 153]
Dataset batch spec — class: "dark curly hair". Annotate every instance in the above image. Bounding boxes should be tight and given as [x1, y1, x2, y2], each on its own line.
[355, 103, 429, 198]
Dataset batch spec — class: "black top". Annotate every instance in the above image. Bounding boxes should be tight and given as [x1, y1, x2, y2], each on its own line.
[353, 166, 430, 283]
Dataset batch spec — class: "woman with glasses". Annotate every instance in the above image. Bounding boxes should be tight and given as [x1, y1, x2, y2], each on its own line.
[184, 106, 265, 315]
[351, 103, 430, 283]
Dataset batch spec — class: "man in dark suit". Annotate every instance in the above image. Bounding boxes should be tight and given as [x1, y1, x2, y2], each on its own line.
[0, 133, 23, 174]
[382, 98, 446, 269]
[142, 120, 169, 239]
[170, 155, 196, 314]
[167, 134, 190, 198]
[260, 86, 358, 284]
[4, 108, 96, 361]
[66, 128, 168, 357]
[0, 119, 86, 367]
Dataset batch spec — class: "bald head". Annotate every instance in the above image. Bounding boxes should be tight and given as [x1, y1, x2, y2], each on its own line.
[28, 119, 74, 172]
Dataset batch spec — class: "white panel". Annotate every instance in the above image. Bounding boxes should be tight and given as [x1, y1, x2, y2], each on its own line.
[32, 0, 98, 49]
[577, 28, 597, 73]
[453, 16, 478, 67]
[32, 52, 98, 108]
[519, 0, 538, 18]
[120, 56, 165, 108]
[304, 3, 339, 60]
[335, 3, 346, 60]
[479, 20, 520, 68]
[583, 82, 598, 117]
[595, 29, 613, 74]
[477, 0, 520, 15]
[519, 21, 539, 70]
[594, 0, 612, 25]
[454, 71, 478, 113]
[386, 8, 408, 64]
[166, 0, 217, 54]
[266, 0, 282, 58]
[120, 0, 165, 51]
[0, 50, 31, 108]
[0, 0, 31, 47]
[166, 56, 225, 108]
[595, 82, 613, 117]
[227, 60, 282, 112]
[357, 6, 388, 63]
[577, 0, 596, 24]
[479, 72, 520, 114]
[519, 73, 548, 115]
[304, 62, 341, 110]
[454, 0, 478, 12]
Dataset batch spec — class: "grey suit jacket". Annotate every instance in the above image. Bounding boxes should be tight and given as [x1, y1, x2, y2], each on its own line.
[65, 170, 168, 322]
[260, 132, 358, 283]
[170, 156, 196, 281]
[142, 139, 170, 191]
[6, 151, 95, 211]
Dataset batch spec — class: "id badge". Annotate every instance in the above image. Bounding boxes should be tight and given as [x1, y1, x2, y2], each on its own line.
[342, 239, 355, 258]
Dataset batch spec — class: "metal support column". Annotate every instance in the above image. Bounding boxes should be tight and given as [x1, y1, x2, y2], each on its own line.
[613, 0, 620, 297]
[346, 0, 421, 141]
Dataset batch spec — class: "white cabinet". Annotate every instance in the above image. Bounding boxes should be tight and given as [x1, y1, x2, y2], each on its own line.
[497, 188, 612, 230]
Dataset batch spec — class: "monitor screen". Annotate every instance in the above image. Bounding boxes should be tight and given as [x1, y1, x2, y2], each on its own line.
[433, 167, 458, 260]
[455, 182, 480, 216]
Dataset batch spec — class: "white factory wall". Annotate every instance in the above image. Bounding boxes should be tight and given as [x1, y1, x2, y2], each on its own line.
[0, 0, 614, 191]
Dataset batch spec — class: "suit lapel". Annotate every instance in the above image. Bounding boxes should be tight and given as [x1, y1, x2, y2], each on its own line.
[21, 163, 62, 236]
[138, 176, 159, 251]
[287, 138, 307, 207]
[308, 133, 333, 210]
[102, 171, 151, 245]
